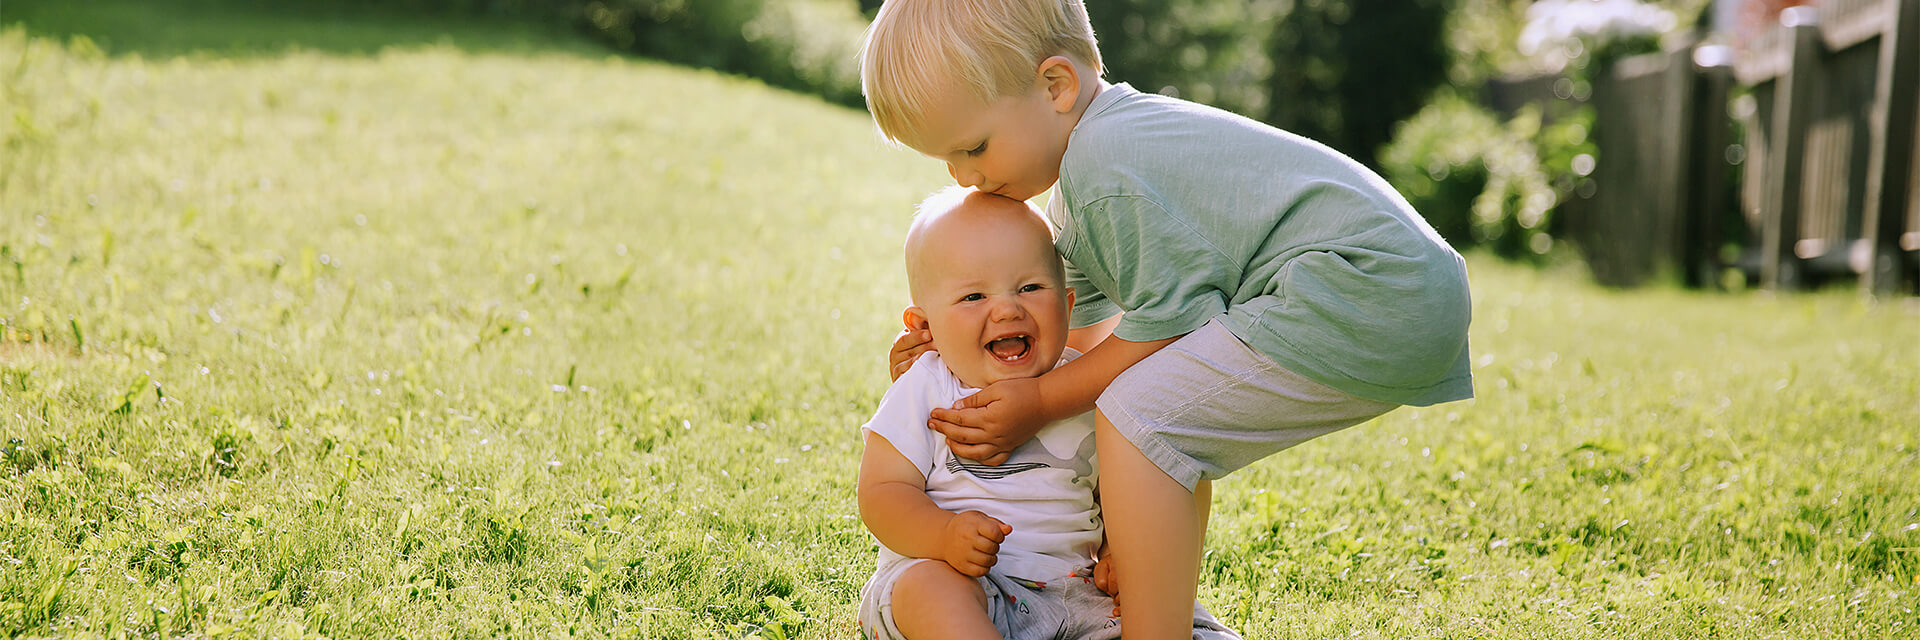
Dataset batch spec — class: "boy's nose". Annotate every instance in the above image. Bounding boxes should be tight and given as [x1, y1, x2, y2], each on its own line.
[948, 162, 981, 189]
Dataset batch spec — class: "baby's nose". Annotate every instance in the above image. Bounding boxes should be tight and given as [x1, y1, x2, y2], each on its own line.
[989, 298, 1026, 320]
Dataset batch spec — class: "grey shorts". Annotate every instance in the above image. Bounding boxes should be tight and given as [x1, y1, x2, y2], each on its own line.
[857, 558, 1239, 640]
[1100, 319, 1398, 491]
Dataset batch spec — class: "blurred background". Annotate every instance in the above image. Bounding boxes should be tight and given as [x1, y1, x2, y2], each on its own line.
[10, 0, 1913, 295]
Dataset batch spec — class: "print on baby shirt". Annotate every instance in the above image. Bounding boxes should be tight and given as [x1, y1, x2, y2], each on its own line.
[944, 429, 1098, 480]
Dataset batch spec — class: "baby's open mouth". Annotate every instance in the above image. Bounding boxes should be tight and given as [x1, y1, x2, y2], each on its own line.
[986, 335, 1031, 362]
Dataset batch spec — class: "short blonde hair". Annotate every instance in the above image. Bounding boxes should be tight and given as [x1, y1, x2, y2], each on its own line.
[859, 0, 1103, 147]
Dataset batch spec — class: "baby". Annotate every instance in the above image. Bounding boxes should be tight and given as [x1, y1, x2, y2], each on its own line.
[855, 187, 1237, 640]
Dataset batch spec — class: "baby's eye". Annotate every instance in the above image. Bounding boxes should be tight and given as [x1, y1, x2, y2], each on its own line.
[960, 293, 985, 302]
[1019, 283, 1045, 293]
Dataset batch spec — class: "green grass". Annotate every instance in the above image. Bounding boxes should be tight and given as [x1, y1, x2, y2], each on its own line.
[2, 3, 1918, 638]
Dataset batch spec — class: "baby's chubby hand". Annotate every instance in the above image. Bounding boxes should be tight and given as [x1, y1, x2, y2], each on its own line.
[943, 510, 1012, 578]
[929, 378, 1049, 465]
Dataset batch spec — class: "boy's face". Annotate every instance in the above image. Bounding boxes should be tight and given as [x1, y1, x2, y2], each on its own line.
[907, 199, 1073, 389]
[909, 72, 1075, 203]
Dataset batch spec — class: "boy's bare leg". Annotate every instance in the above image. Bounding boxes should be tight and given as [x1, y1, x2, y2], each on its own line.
[891, 561, 1000, 640]
[1097, 409, 1202, 640]
[1195, 479, 1212, 555]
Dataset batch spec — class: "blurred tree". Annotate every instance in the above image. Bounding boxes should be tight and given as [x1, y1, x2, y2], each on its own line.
[574, 0, 867, 106]
[1265, 0, 1450, 170]
[1086, 0, 1281, 120]
[1088, 0, 1448, 168]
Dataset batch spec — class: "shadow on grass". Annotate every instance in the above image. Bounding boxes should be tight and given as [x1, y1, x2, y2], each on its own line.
[1, 0, 605, 58]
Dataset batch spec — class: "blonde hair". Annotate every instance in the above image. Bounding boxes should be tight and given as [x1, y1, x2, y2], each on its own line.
[859, 0, 1103, 147]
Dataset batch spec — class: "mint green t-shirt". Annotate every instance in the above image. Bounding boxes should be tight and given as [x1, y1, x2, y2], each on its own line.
[1047, 83, 1473, 406]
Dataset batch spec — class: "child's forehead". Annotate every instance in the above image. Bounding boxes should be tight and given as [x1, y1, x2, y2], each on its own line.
[899, 90, 999, 152]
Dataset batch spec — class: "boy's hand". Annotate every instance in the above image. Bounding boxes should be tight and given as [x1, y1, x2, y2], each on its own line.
[929, 378, 1048, 465]
[943, 510, 1012, 577]
[888, 327, 935, 382]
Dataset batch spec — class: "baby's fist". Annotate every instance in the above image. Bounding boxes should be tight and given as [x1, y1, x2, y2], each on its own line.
[942, 511, 1011, 578]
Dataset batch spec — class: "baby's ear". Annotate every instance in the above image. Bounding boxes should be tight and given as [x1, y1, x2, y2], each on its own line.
[1065, 286, 1076, 309]
[903, 306, 931, 332]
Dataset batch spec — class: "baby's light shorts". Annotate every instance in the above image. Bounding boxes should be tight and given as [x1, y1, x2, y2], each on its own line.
[857, 558, 1240, 640]
[1102, 319, 1399, 491]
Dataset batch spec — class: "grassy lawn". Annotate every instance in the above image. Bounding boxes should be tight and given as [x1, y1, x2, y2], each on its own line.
[3, 2, 1917, 638]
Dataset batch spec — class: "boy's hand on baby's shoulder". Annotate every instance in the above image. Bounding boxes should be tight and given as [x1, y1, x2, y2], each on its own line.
[929, 378, 1048, 465]
[942, 510, 1012, 578]
[888, 328, 935, 382]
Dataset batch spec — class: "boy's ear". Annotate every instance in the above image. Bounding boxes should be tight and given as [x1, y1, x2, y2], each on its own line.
[903, 306, 931, 332]
[1037, 56, 1081, 114]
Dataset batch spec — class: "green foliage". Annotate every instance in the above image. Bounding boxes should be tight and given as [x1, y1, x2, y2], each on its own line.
[1380, 94, 1556, 258]
[1090, 0, 1450, 166]
[1087, 0, 1279, 123]
[1444, 0, 1537, 84]
[1446, 0, 1711, 83]
[573, 0, 868, 106]
[1264, 0, 1452, 170]
[306, 0, 872, 107]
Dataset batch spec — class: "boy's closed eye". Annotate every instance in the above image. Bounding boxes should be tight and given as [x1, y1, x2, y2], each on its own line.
[966, 142, 987, 156]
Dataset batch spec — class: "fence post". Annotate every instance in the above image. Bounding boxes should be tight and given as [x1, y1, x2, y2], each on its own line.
[1661, 45, 1695, 285]
[1686, 45, 1736, 288]
[1862, 0, 1920, 295]
[1762, 8, 1822, 290]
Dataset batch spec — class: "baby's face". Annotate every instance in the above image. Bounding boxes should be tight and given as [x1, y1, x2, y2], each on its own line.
[910, 205, 1072, 388]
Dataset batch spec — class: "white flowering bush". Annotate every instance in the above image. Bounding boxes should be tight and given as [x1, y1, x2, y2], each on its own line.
[1517, 0, 1677, 72]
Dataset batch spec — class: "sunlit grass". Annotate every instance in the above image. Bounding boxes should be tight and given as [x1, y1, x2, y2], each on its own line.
[2, 7, 1917, 639]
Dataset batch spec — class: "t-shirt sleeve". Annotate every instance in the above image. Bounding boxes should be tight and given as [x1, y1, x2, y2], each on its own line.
[1063, 259, 1121, 330]
[859, 356, 945, 476]
[1080, 195, 1232, 342]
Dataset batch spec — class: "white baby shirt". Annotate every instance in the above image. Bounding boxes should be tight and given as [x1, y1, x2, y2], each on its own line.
[862, 350, 1102, 580]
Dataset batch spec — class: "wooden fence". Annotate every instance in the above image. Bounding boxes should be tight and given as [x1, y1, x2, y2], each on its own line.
[1489, 0, 1919, 294]
[1580, 43, 1739, 288]
[1740, 0, 1919, 293]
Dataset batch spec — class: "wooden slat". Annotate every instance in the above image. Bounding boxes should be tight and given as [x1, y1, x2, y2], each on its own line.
[1681, 56, 1736, 287]
[1743, 82, 1775, 235]
[1735, 23, 1795, 84]
[1763, 15, 1823, 289]
[1863, 0, 1920, 292]
[1824, 0, 1893, 50]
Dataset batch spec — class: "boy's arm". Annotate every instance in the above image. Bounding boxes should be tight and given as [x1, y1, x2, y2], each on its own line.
[1065, 314, 1121, 354]
[929, 331, 1182, 464]
[857, 431, 1012, 577]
